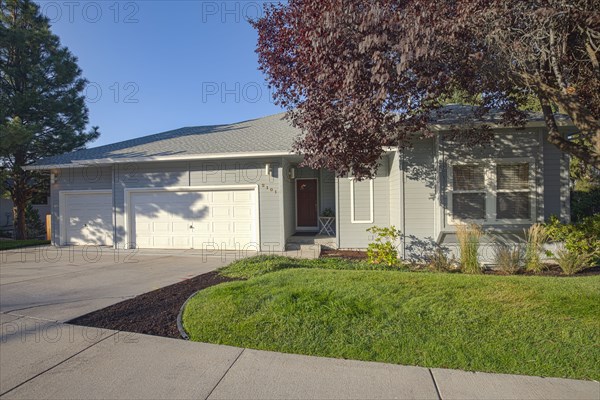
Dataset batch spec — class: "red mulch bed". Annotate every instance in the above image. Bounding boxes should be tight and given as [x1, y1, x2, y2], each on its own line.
[69, 271, 237, 338]
[321, 249, 368, 260]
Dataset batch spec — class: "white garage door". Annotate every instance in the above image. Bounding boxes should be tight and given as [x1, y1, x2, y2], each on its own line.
[131, 189, 257, 250]
[63, 192, 114, 246]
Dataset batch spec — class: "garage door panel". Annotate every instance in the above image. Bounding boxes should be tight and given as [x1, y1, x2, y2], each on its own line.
[131, 189, 256, 250]
[151, 222, 171, 233]
[233, 206, 253, 218]
[233, 191, 252, 202]
[192, 222, 210, 233]
[212, 191, 231, 202]
[150, 236, 172, 248]
[234, 221, 253, 233]
[172, 236, 191, 248]
[213, 221, 232, 233]
[211, 206, 232, 218]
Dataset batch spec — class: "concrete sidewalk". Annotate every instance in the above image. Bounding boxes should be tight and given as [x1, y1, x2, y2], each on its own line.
[1, 316, 598, 400]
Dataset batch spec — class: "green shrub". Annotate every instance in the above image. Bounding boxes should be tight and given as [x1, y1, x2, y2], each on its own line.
[571, 185, 600, 222]
[524, 224, 548, 273]
[545, 215, 600, 265]
[493, 242, 524, 275]
[554, 245, 598, 275]
[366, 226, 402, 267]
[456, 224, 482, 274]
[428, 247, 454, 272]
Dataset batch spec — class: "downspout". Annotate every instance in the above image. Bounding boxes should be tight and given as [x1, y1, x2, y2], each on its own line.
[112, 165, 117, 249]
[335, 177, 340, 249]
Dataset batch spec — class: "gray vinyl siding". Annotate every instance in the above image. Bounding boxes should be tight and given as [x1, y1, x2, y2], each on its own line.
[401, 138, 437, 258]
[320, 169, 336, 213]
[337, 157, 390, 249]
[112, 158, 284, 250]
[543, 132, 563, 219]
[50, 166, 113, 245]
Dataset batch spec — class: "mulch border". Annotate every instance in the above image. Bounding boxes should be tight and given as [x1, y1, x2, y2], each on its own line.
[68, 270, 239, 339]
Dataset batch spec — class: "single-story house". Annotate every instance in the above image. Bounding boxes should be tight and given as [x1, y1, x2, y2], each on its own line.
[26, 105, 573, 259]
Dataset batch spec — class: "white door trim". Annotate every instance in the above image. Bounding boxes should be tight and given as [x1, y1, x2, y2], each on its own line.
[59, 190, 113, 246]
[123, 185, 261, 250]
[295, 178, 319, 231]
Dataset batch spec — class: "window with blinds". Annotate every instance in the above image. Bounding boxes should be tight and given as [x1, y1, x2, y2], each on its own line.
[449, 161, 533, 223]
[496, 163, 530, 219]
[452, 165, 486, 220]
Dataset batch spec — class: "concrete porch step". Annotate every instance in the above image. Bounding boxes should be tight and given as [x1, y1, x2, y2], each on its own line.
[287, 234, 336, 246]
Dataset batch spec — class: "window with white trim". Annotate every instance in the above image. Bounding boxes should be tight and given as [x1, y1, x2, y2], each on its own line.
[350, 178, 374, 224]
[448, 160, 534, 224]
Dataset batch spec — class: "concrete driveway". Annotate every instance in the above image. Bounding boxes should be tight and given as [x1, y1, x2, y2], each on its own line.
[0, 246, 237, 322]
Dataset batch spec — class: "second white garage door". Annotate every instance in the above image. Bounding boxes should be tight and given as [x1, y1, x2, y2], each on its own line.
[131, 189, 257, 249]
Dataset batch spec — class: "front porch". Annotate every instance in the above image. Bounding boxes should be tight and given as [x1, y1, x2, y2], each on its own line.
[282, 163, 337, 250]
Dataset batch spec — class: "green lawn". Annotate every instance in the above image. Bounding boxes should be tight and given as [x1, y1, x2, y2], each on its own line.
[0, 239, 50, 251]
[183, 256, 600, 381]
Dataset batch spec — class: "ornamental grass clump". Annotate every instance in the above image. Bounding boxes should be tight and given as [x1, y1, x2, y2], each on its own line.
[554, 245, 598, 275]
[493, 242, 525, 275]
[456, 224, 482, 274]
[524, 224, 548, 273]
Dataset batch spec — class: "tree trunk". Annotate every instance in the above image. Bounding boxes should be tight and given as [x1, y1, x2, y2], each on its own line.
[537, 93, 600, 168]
[13, 196, 27, 240]
[11, 165, 30, 240]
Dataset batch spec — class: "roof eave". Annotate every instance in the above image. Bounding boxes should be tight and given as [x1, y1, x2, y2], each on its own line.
[24, 150, 295, 170]
[427, 119, 575, 131]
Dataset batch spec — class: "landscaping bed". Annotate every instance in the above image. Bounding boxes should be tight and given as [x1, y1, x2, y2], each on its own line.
[69, 271, 237, 338]
[69, 255, 600, 380]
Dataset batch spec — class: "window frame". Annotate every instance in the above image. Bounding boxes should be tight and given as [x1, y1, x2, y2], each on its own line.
[349, 178, 374, 224]
[447, 158, 536, 225]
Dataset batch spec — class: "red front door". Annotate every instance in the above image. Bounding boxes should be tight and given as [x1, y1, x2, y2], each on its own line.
[296, 179, 318, 228]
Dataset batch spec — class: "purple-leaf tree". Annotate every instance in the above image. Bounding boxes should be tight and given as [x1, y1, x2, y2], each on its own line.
[253, 0, 600, 178]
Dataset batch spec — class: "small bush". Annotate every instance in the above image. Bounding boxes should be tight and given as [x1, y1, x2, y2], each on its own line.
[428, 247, 454, 272]
[524, 224, 547, 273]
[456, 224, 482, 274]
[554, 245, 598, 275]
[493, 242, 525, 275]
[545, 215, 600, 265]
[366, 226, 402, 267]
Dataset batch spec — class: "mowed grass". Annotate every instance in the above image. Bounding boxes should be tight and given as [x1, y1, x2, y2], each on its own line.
[0, 239, 50, 251]
[183, 257, 600, 381]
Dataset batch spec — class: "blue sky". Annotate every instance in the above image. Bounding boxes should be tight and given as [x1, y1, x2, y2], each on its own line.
[37, 1, 283, 147]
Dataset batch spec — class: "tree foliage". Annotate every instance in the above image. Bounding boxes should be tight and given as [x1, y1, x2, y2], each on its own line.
[253, 0, 600, 177]
[0, 0, 99, 238]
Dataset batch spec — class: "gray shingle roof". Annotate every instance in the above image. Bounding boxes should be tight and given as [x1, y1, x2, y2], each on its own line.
[427, 104, 572, 125]
[32, 106, 572, 168]
[32, 112, 300, 167]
